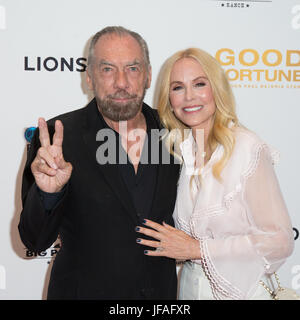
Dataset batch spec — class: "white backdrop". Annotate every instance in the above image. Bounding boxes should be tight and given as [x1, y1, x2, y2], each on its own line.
[0, 0, 299, 299]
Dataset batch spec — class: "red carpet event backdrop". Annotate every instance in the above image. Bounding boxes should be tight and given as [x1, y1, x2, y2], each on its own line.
[0, 0, 299, 299]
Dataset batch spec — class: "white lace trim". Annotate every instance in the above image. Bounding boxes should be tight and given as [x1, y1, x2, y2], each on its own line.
[242, 143, 279, 180]
[200, 239, 245, 300]
[174, 216, 192, 237]
[223, 183, 242, 209]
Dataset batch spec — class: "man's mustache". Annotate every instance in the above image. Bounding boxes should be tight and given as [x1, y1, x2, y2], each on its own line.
[107, 90, 138, 100]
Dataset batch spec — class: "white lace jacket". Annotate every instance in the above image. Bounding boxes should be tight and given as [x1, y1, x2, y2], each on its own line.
[173, 126, 294, 300]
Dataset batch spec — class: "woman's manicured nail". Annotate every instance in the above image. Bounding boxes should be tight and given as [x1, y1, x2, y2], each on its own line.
[143, 219, 147, 224]
[144, 250, 148, 254]
[135, 227, 140, 231]
[136, 238, 141, 243]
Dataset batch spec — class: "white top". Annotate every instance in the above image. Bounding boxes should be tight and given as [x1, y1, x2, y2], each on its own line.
[173, 126, 294, 300]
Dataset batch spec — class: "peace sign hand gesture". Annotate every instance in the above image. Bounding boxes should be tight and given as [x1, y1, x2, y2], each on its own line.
[31, 118, 73, 193]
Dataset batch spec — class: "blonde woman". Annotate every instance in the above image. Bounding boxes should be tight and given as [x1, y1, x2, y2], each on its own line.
[135, 48, 294, 299]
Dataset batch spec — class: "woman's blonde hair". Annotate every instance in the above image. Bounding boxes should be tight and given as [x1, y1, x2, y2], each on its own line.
[156, 48, 239, 181]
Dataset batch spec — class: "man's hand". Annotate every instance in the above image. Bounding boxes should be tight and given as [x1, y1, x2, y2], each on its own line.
[31, 118, 73, 193]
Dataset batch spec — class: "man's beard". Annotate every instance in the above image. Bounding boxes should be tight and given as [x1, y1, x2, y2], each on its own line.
[96, 88, 146, 121]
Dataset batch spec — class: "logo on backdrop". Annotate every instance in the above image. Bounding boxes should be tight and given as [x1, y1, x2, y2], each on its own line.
[212, 0, 273, 9]
[24, 127, 37, 143]
[215, 48, 300, 89]
[0, 5, 5, 30]
[294, 227, 299, 241]
[24, 56, 87, 72]
[292, 5, 300, 30]
[24, 240, 61, 265]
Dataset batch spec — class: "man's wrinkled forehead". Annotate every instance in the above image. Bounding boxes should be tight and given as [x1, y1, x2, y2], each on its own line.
[94, 33, 145, 64]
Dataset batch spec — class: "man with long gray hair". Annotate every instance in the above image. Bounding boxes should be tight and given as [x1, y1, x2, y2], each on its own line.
[18, 26, 180, 299]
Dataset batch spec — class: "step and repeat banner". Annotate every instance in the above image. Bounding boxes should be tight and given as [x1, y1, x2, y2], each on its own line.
[0, 0, 299, 299]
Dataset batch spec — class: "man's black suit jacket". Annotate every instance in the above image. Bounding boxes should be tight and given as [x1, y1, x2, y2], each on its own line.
[18, 99, 180, 299]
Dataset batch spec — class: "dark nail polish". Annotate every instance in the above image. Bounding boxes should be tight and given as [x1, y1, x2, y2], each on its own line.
[136, 238, 141, 243]
[143, 219, 147, 224]
[144, 250, 148, 254]
[135, 227, 140, 231]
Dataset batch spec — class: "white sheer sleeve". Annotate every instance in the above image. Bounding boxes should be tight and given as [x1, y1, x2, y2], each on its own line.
[198, 145, 294, 299]
[243, 146, 294, 273]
